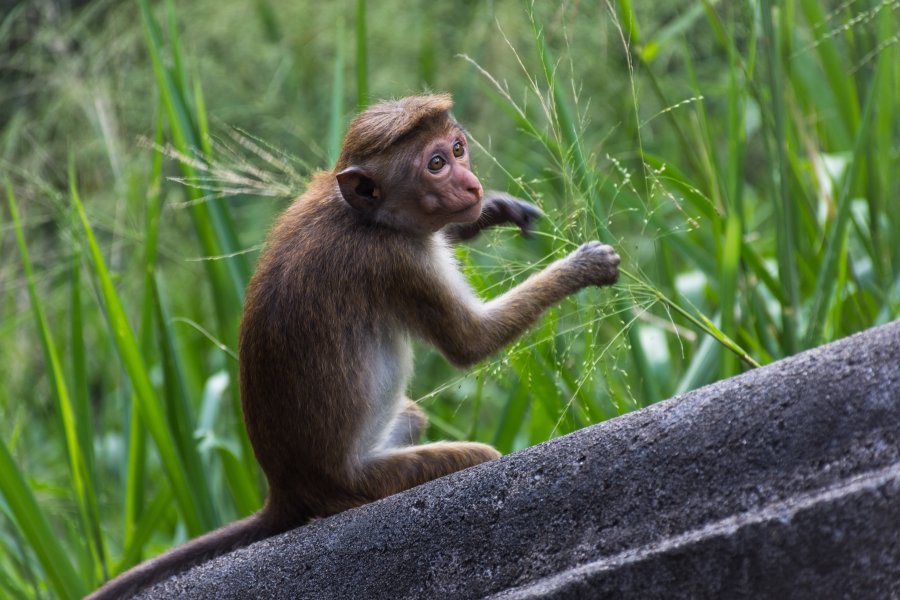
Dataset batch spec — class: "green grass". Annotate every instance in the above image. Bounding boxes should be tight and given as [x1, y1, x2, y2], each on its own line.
[1, 0, 898, 596]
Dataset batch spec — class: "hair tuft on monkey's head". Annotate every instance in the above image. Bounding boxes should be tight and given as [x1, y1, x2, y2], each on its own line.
[335, 95, 454, 171]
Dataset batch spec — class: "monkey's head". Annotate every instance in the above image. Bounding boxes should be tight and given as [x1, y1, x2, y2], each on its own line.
[334, 95, 484, 235]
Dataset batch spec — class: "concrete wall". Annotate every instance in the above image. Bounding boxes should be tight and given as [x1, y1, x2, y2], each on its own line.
[140, 320, 900, 599]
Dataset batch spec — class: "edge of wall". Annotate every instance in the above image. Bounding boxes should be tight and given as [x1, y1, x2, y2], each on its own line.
[139, 320, 900, 599]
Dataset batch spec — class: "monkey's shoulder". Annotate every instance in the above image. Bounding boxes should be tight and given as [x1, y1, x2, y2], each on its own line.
[263, 199, 427, 287]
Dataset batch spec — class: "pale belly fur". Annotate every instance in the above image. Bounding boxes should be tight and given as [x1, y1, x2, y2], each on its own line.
[357, 326, 414, 457]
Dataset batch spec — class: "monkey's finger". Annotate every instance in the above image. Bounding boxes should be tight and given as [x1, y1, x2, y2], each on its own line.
[519, 202, 543, 222]
[514, 202, 543, 237]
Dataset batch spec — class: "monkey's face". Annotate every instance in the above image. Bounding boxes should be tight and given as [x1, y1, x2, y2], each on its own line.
[413, 129, 484, 229]
[336, 125, 484, 235]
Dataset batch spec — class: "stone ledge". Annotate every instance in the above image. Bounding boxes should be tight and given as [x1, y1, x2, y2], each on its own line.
[139, 320, 900, 599]
[495, 464, 900, 599]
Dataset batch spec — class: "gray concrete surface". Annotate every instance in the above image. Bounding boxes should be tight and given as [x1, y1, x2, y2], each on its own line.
[140, 320, 900, 599]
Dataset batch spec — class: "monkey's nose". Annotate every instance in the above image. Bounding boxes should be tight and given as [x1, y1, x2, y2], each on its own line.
[465, 177, 483, 200]
[459, 169, 483, 200]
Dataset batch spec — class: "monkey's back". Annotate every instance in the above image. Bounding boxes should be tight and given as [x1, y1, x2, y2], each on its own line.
[238, 172, 419, 507]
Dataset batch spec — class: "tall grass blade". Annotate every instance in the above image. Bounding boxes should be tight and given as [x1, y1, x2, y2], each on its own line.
[193, 78, 214, 157]
[760, 0, 800, 354]
[623, 270, 760, 369]
[0, 439, 86, 600]
[719, 213, 742, 377]
[70, 174, 207, 537]
[493, 383, 530, 454]
[161, 1, 250, 296]
[68, 220, 108, 581]
[527, 5, 597, 210]
[214, 445, 261, 519]
[614, 0, 639, 44]
[328, 19, 347, 166]
[355, 0, 368, 111]
[804, 68, 881, 347]
[675, 326, 720, 394]
[152, 278, 220, 526]
[625, 317, 663, 402]
[8, 183, 103, 588]
[527, 6, 665, 404]
[798, 0, 859, 143]
[124, 110, 163, 560]
[138, 0, 247, 328]
[868, 0, 897, 291]
[116, 488, 174, 573]
[123, 390, 148, 565]
[252, 0, 282, 43]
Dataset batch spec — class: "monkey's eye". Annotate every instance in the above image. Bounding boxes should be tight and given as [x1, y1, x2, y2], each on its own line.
[452, 140, 465, 158]
[427, 155, 446, 172]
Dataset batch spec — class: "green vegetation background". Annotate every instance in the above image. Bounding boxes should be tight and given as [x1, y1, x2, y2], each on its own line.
[1, 0, 897, 597]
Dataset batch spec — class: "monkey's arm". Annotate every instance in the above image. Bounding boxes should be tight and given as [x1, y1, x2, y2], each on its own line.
[443, 192, 542, 243]
[409, 242, 619, 367]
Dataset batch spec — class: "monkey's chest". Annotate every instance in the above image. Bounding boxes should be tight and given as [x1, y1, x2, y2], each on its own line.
[358, 329, 413, 448]
[372, 333, 412, 393]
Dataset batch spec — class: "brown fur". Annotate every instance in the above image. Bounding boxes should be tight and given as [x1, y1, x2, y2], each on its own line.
[88, 94, 619, 599]
[336, 95, 453, 169]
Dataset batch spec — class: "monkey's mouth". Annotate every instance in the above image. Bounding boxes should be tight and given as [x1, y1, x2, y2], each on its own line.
[451, 198, 482, 216]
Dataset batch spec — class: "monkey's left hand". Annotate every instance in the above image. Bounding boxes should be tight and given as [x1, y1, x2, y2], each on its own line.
[446, 192, 542, 242]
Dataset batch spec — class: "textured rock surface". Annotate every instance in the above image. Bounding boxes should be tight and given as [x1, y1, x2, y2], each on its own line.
[140, 321, 900, 599]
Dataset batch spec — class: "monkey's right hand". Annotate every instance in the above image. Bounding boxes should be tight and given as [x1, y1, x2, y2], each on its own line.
[567, 241, 620, 287]
[445, 192, 542, 242]
[481, 191, 543, 238]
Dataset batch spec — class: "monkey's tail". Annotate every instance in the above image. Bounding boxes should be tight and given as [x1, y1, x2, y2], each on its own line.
[86, 508, 284, 600]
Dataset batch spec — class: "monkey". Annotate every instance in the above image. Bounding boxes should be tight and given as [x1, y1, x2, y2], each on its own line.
[88, 94, 619, 599]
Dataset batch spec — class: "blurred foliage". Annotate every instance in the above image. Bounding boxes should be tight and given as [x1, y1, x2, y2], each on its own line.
[0, 0, 897, 596]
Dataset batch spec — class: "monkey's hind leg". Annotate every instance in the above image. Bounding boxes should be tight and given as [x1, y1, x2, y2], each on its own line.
[355, 441, 500, 501]
[383, 398, 428, 448]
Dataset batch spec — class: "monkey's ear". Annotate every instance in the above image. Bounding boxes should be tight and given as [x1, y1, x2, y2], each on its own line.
[336, 166, 382, 212]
